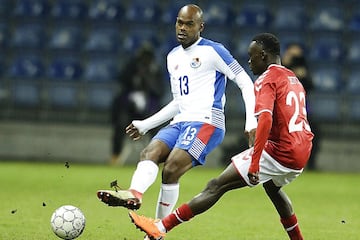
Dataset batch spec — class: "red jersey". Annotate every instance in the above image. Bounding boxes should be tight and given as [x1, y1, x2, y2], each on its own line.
[254, 64, 314, 170]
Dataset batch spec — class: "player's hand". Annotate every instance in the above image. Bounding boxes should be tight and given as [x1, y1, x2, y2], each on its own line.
[248, 171, 259, 185]
[125, 123, 142, 141]
[244, 128, 256, 147]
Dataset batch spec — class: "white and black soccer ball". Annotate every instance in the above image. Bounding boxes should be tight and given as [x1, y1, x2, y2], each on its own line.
[50, 205, 86, 239]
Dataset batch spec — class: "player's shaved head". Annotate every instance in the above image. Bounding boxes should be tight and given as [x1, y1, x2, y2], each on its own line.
[178, 4, 203, 23]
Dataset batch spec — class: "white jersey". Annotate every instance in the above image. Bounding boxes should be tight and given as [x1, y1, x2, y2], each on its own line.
[167, 37, 247, 130]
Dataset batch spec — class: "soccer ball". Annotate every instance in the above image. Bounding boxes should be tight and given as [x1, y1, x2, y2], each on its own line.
[50, 205, 86, 239]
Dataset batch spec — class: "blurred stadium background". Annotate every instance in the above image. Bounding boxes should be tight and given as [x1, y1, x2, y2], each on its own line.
[0, 0, 359, 171]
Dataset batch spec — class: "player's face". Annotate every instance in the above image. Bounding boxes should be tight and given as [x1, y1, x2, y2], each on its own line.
[175, 8, 204, 48]
[248, 41, 267, 76]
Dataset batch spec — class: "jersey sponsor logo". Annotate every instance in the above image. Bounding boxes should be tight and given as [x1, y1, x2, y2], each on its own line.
[255, 83, 262, 92]
[288, 76, 300, 84]
[190, 57, 201, 68]
[255, 73, 266, 91]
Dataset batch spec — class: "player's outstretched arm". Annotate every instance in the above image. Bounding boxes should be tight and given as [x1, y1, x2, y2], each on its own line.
[126, 100, 179, 139]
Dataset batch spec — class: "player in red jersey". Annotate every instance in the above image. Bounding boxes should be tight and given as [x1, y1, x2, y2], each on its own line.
[129, 33, 314, 240]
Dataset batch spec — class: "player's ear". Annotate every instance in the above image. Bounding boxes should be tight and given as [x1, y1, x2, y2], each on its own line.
[261, 50, 266, 60]
[199, 22, 205, 32]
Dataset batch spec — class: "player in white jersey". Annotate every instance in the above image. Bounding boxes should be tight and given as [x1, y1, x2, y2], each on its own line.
[97, 3, 257, 226]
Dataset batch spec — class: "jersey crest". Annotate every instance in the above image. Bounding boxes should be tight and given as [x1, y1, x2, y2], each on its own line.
[190, 57, 201, 68]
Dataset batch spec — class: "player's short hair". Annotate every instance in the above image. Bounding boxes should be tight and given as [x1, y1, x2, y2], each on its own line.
[252, 33, 280, 56]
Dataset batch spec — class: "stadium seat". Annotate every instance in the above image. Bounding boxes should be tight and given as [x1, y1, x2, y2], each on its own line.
[346, 37, 360, 63]
[10, 23, 46, 49]
[83, 57, 117, 82]
[8, 54, 45, 79]
[161, 1, 189, 24]
[276, 31, 307, 55]
[159, 33, 178, 57]
[47, 56, 83, 81]
[125, 1, 161, 23]
[309, 5, 344, 31]
[232, 30, 260, 59]
[309, 35, 344, 63]
[122, 29, 159, 53]
[0, 24, 8, 49]
[0, 0, 11, 19]
[234, 3, 272, 29]
[310, 64, 342, 92]
[272, 4, 307, 30]
[12, 81, 41, 107]
[0, 80, 7, 103]
[84, 27, 119, 52]
[88, 0, 124, 21]
[348, 9, 360, 32]
[348, 96, 360, 121]
[344, 69, 360, 94]
[84, 84, 115, 110]
[50, 0, 87, 20]
[12, 0, 50, 18]
[203, 2, 233, 26]
[307, 93, 341, 122]
[203, 31, 232, 51]
[48, 25, 82, 50]
[0, 58, 5, 77]
[47, 84, 78, 108]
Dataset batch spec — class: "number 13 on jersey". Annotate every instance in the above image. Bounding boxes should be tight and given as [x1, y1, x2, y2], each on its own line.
[179, 75, 189, 96]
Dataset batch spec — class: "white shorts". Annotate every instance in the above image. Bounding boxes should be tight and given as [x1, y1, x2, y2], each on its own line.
[231, 147, 303, 187]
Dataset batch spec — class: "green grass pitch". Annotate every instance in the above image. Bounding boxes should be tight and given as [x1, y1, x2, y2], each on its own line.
[0, 161, 359, 239]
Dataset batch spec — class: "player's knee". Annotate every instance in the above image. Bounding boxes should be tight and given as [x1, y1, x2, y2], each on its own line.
[140, 141, 169, 161]
[140, 145, 160, 160]
[139, 148, 148, 160]
[162, 164, 181, 183]
[263, 181, 279, 196]
[205, 178, 221, 194]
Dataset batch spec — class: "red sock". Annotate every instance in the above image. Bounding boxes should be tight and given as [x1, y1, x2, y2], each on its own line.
[162, 204, 194, 232]
[281, 214, 303, 240]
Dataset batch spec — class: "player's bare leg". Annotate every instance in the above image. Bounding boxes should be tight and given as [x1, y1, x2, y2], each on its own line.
[263, 181, 293, 217]
[175, 162, 247, 217]
[263, 180, 303, 240]
[187, 163, 247, 215]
